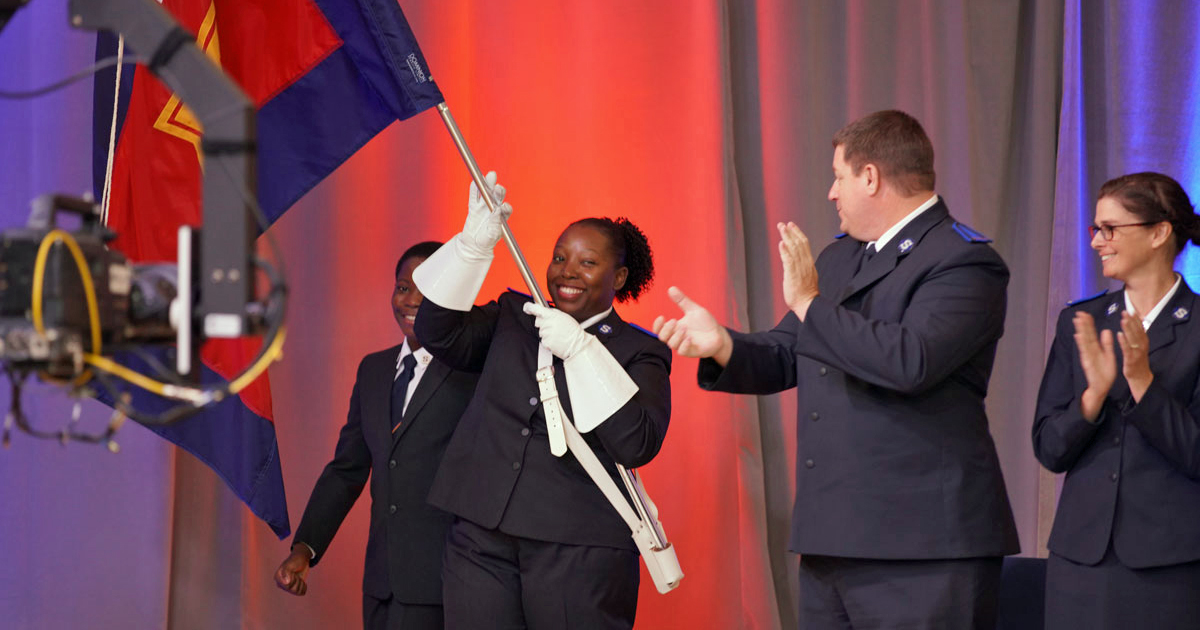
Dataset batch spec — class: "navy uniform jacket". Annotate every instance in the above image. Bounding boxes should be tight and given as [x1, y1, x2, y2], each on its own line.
[293, 344, 479, 603]
[700, 200, 1020, 559]
[415, 291, 672, 550]
[1033, 284, 1200, 568]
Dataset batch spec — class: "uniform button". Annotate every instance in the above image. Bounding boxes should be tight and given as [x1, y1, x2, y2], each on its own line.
[1110, 472, 1119, 482]
[389, 459, 397, 469]
[529, 397, 538, 406]
[810, 412, 820, 421]
[521, 428, 531, 437]
[512, 462, 522, 470]
[805, 459, 815, 469]
[388, 504, 397, 514]
[1113, 436, 1121, 446]
[818, 367, 828, 376]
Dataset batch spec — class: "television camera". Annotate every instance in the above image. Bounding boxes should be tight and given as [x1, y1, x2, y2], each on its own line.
[0, 0, 286, 448]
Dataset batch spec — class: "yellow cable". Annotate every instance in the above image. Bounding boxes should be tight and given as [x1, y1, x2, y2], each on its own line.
[228, 326, 286, 394]
[84, 326, 286, 402]
[84, 353, 167, 396]
[31, 229, 285, 405]
[32, 229, 103, 354]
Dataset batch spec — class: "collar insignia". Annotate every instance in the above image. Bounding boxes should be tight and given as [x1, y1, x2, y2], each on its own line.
[599, 324, 612, 334]
[1174, 307, 1189, 320]
[1107, 302, 1119, 316]
[898, 238, 914, 253]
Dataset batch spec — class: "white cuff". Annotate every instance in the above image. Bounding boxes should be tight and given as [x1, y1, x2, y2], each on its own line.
[412, 234, 493, 311]
[563, 336, 638, 432]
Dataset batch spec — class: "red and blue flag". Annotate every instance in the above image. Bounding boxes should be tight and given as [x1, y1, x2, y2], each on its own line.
[92, 0, 443, 538]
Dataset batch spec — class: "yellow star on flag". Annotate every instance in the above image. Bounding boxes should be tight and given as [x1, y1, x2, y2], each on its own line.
[152, 1, 220, 166]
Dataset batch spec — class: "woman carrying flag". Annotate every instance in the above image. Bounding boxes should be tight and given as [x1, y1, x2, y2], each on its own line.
[412, 172, 671, 629]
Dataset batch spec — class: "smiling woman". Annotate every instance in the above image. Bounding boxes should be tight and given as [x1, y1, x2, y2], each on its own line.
[391, 241, 441, 350]
[410, 174, 672, 629]
[1034, 172, 1200, 629]
[547, 217, 654, 322]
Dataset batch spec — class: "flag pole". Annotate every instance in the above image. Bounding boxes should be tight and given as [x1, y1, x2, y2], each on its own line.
[435, 103, 547, 309]
[435, 102, 670, 551]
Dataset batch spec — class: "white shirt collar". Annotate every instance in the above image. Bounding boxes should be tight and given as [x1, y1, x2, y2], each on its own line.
[1125, 274, 1182, 330]
[869, 194, 939, 252]
[396, 338, 432, 373]
[578, 307, 613, 331]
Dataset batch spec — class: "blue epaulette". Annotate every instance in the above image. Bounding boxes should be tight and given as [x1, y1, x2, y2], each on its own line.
[1066, 289, 1108, 307]
[834, 232, 849, 239]
[952, 221, 992, 243]
[628, 322, 657, 338]
[506, 287, 534, 299]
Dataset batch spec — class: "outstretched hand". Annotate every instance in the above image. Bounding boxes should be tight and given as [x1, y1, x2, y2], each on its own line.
[652, 286, 733, 365]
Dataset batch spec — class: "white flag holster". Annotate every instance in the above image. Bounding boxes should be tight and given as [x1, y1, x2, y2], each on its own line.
[535, 344, 682, 594]
[535, 350, 568, 457]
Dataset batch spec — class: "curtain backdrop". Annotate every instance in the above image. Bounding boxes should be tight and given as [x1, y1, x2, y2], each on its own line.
[1, 1, 1196, 628]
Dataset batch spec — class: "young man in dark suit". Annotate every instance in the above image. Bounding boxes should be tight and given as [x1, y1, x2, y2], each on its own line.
[655, 110, 1019, 629]
[274, 241, 479, 630]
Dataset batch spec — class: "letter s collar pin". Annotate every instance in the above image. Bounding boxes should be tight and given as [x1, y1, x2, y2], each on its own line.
[1174, 307, 1189, 320]
[898, 238, 914, 253]
[1107, 303, 1119, 316]
[599, 324, 612, 334]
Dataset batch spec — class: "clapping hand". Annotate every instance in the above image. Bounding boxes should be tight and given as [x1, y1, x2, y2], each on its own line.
[778, 222, 820, 320]
[1116, 311, 1153, 401]
[1073, 311, 1117, 422]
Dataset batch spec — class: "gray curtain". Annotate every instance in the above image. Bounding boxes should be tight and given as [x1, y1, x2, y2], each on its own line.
[8, 0, 1200, 628]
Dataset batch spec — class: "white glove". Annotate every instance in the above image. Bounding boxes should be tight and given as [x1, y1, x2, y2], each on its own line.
[523, 303, 591, 359]
[524, 302, 638, 432]
[412, 172, 512, 310]
[457, 171, 512, 261]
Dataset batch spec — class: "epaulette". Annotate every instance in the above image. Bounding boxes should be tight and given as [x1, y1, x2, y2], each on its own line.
[506, 287, 534, 299]
[951, 221, 992, 243]
[628, 322, 657, 338]
[834, 232, 849, 239]
[1066, 289, 1108, 307]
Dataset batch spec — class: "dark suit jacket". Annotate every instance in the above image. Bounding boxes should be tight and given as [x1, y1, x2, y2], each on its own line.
[700, 200, 1020, 559]
[415, 291, 672, 550]
[293, 344, 478, 603]
[1034, 283, 1200, 568]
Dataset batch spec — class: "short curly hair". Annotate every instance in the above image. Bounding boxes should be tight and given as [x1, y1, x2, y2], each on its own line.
[569, 217, 654, 302]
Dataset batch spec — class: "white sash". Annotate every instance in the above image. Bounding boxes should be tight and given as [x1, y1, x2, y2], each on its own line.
[535, 344, 683, 594]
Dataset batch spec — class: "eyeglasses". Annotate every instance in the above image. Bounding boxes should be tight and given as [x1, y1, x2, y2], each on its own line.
[1087, 222, 1157, 241]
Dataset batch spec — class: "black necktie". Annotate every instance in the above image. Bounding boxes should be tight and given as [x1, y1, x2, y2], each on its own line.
[855, 243, 876, 274]
[391, 354, 418, 434]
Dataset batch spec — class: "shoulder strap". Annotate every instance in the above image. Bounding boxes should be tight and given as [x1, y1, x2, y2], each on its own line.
[535, 344, 683, 593]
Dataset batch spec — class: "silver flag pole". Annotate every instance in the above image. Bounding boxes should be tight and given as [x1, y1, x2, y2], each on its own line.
[436, 102, 669, 550]
[436, 103, 547, 308]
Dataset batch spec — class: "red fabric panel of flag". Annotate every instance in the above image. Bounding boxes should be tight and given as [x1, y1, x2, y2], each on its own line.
[93, 0, 443, 538]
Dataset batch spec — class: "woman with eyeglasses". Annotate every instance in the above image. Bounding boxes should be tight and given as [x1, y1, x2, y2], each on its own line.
[1033, 172, 1200, 629]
